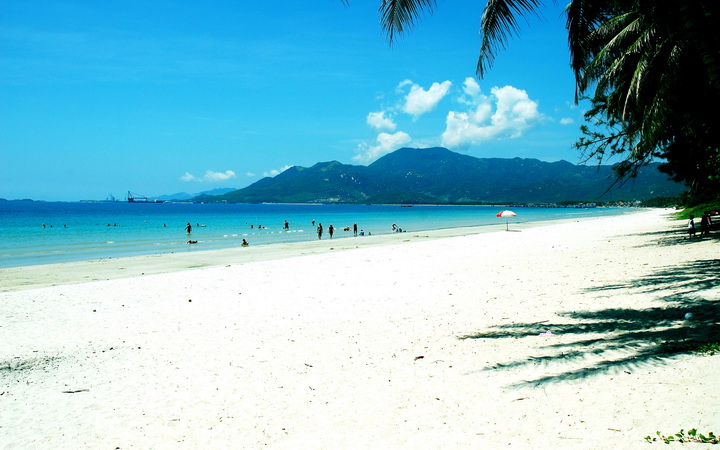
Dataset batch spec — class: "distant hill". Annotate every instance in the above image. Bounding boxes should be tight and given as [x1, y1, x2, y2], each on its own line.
[157, 188, 236, 201]
[195, 147, 685, 204]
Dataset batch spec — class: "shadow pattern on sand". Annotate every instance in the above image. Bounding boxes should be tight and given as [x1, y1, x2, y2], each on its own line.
[628, 228, 720, 248]
[459, 258, 720, 387]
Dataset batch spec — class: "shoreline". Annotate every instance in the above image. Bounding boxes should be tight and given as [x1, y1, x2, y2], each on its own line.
[0, 202, 632, 272]
[2, 211, 635, 292]
[2, 208, 718, 449]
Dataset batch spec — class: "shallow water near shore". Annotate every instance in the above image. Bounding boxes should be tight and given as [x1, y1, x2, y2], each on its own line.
[0, 201, 628, 268]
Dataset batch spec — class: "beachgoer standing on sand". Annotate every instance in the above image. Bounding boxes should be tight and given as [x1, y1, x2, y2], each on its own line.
[687, 215, 696, 237]
[700, 212, 711, 236]
[185, 222, 192, 234]
[329, 224, 334, 239]
[353, 222, 358, 237]
[317, 223, 323, 239]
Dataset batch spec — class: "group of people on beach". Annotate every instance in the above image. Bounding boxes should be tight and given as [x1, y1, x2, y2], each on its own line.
[182, 218, 367, 246]
[315, 223, 336, 239]
[185, 221, 249, 246]
[687, 212, 714, 237]
[313, 220, 360, 239]
[391, 223, 405, 233]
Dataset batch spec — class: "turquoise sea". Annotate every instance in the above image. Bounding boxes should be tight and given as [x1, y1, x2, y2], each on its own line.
[0, 201, 630, 268]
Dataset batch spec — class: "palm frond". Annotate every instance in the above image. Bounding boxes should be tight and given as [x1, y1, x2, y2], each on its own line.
[379, 0, 437, 43]
[477, 0, 544, 78]
[566, 0, 613, 101]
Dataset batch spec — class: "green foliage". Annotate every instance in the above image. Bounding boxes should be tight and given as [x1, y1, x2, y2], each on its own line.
[645, 428, 718, 444]
[695, 342, 720, 356]
[574, 96, 648, 179]
[708, 148, 720, 184]
[640, 196, 683, 208]
[569, 2, 720, 200]
[699, 147, 720, 198]
[653, 340, 720, 356]
[673, 200, 720, 220]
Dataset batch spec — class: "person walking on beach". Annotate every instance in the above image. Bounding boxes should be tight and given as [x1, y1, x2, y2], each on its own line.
[328, 224, 334, 239]
[687, 215, 696, 238]
[317, 223, 323, 239]
[353, 222, 358, 237]
[185, 222, 192, 234]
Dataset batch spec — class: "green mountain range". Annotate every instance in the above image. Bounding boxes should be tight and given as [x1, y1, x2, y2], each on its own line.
[195, 147, 685, 204]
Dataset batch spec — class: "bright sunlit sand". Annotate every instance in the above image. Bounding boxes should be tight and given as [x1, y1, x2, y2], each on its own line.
[1, 209, 718, 449]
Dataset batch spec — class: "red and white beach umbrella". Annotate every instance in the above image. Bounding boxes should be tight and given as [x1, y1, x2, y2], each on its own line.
[496, 210, 517, 231]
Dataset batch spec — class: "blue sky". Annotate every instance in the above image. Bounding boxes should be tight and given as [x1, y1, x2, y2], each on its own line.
[1, 0, 590, 201]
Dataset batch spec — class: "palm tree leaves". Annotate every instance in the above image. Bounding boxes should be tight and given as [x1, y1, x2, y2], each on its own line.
[376, 0, 546, 76]
[566, 0, 614, 93]
[378, 0, 438, 43]
[573, 1, 719, 192]
[477, 0, 544, 77]
[366, 0, 719, 197]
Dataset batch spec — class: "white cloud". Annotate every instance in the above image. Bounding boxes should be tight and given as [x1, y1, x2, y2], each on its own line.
[204, 170, 236, 181]
[458, 77, 481, 105]
[353, 131, 411, 164]
[181, 169, 237, 182]
[400, 80, 452, 118]
[180, 172, 200, 182]
[366, 111, 396, 131]
[263, 165, 293, 177]
[396, 79, 413, 91]
[441, 84, 542, 149]
[559, 117, 574, 125]
[245, 172, 256, 177]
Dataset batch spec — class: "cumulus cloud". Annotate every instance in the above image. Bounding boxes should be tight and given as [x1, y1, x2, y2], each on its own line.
[366, 111, 396, 131]
[458, 77, 482, 104]
[181, 172, 200, 182]
[559, 117, 574, 125]
[181, 170, 237, 182]
[441, 82, 542, 148]
[204, 170, 236, 181]
[263, 165, 293, 177]
[399, 80, 452, 118]
[353, 131, 411, 164]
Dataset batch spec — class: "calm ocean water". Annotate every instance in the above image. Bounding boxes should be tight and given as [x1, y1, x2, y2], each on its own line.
[0, 201, 628, 268]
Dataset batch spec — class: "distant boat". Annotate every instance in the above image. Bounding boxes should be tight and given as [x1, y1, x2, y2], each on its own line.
[127, 191, 163, 203]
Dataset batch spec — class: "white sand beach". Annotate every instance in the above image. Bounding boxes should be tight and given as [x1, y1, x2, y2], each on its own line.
[1, 208, 718, 449]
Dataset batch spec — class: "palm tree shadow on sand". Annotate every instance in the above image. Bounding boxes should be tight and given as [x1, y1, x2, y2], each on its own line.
[459, 258, 720, 387]
[627, 227, 720, 248]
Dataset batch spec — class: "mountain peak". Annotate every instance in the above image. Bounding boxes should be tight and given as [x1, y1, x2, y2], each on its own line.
[200, 147, 683, 204]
